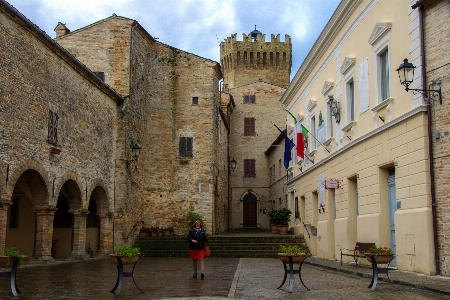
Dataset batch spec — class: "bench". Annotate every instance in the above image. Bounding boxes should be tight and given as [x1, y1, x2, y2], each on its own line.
[340, 242, 375, 267]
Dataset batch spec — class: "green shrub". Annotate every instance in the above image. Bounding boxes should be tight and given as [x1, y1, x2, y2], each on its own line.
[186, 211, 204, 228]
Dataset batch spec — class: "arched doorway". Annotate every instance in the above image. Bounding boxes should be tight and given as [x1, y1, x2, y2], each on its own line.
[86, 197, 99, 257]
[243, 192, 257, 227]
[52, 193, 72, 258]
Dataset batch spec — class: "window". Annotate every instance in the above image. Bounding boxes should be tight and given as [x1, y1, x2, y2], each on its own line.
[192, 97, 198, 105]
[243, 95, 256, 103]
[179, 137, 193, 158]
[278, 159, 281, 176]
[244, 159, 256, 177]
[328, 104, 333, 138]
[379, 49, 390, 101]
[48, 109, 59, 145]
[93, 71, 105, 82]
[347, 79, 355, 122]
[244, 118, 255, 136]
[311, 115, 316, 149]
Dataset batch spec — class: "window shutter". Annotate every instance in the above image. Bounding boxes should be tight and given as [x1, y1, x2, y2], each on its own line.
[249, 95, 256, 103]
[179, 137, 193, 157]
[244, 159, 256, 177]
[186, 137, 193, 157]
[179, 137, 186, 157]
[243, 95, 249, 103]
[244, 118, 255, 136]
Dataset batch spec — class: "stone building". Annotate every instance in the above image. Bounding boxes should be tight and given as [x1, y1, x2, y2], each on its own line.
[0, 0, 228, 261]
[411, 0, 450, 276]
[0, 0, 122, 260]
[221, 30, 291, 229]
[54, 16, 225, 243]
[280, 0, 439, 275]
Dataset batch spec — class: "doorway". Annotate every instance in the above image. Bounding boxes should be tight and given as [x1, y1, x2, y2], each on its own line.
[243, 193, 257, 227]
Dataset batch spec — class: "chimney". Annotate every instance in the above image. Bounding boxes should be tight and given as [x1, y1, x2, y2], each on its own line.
[54, 22, 70, 38]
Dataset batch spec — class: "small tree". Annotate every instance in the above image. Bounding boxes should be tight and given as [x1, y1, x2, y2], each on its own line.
[186, 211, 204, 229]
[278, 208, 292, 225]
[268, 210, 280, 225]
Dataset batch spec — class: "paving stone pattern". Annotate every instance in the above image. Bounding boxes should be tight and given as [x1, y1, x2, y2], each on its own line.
[1, 256, 450, 299]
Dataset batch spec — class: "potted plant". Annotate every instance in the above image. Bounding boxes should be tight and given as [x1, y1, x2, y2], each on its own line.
[110, 244, 141, 264]
[139, 226, 151, 237]
[277, 208, 292, 235]
[277, 243, 307, 264]
[163, 226, 174, 236]
[0, 247, 26, 268]
[186, 211, 204, 229]
[365, 245, 394, 264]
[150, 226, 162, 236]
[268, 210, 279, 234]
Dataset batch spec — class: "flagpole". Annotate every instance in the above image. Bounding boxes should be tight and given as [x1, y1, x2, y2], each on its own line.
[281, 105, 330, 154]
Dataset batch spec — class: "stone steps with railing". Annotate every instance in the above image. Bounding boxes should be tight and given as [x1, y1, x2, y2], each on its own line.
[133, 232, 308, 258]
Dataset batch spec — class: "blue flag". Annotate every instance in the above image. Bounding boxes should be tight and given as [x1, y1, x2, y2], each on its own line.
[284, 135, 295, 169]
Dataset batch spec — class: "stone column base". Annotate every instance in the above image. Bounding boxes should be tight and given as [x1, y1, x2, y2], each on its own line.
[28, 256, 56, 265]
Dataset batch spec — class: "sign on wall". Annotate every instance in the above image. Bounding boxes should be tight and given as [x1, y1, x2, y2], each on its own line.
[359, 58, 370, 114]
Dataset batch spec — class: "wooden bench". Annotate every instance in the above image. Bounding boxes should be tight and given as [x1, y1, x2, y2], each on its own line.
[340, 242, 375, 267]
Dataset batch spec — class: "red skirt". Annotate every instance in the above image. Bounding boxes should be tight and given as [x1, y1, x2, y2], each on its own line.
[189, 249, 205, 260]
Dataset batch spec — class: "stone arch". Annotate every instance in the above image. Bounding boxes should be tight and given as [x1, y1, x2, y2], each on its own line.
[4, 159, 51, 205]
[88, 178, 111, 214]
[239, 190, 260, 228]
[54, 171, 83, 210]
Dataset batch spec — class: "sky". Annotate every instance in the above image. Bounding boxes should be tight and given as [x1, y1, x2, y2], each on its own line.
[6, 0, 341, 80]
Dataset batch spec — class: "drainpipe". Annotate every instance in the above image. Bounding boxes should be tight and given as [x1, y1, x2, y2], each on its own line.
[418, 4, 440, 275]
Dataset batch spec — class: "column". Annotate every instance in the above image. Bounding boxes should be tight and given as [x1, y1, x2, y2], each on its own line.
[97, 212, 114, 255]
[33, 206, 57, 262]
[0, 200, 12, 251]
[69, 210, 90, 260]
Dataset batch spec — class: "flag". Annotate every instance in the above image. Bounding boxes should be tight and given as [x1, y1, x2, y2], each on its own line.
[271, 122, 295, 169]
[284, 134, 295, 169]
[285, 108, 308, 159]
[297, 124, 309, 159]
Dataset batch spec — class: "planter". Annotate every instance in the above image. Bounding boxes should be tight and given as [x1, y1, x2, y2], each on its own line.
[139, 231, 150, 237]
[278, 253, 307, 264]
[110, 254, 141, 265]
[0, 255, 26, 268]
[365, 253, 394, 264]
[278, 224, 288, 235]
[163, 231, 173, 236]
[271, 224, 279, 234]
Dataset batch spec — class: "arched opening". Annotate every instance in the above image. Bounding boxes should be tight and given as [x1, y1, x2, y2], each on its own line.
[243, 193, 257, 228]
[52, 193, 72, 258]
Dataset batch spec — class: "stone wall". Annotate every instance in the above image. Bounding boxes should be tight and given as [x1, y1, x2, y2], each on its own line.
[424, 0, 450, 276]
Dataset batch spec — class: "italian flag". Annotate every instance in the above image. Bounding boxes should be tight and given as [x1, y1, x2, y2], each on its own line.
[286, 109, 308, 159]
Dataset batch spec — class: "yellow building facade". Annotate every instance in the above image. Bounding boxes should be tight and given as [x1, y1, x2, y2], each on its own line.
[281, 0, 436, 275]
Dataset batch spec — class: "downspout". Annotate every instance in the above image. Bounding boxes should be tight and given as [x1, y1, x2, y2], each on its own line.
[418, 5, 440, 275]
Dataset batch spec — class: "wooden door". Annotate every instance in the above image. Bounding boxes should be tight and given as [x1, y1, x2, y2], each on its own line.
[243, 193, 257, 227]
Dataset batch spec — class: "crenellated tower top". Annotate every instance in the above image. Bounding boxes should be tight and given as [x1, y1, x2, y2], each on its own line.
[220, 28, 291, 89]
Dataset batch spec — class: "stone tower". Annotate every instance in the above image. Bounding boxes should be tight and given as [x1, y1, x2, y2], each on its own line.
[220, 28, 291, 89]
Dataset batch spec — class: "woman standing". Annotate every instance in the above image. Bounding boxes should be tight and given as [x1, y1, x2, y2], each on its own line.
[188, 220, 208, 279]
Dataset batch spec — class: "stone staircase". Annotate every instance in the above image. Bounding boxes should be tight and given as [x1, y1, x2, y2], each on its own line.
[133, 229, 308, 258]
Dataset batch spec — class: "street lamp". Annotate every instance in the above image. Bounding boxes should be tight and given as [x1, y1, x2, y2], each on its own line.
[230, 158, 237, 172]
[125, 143, 141, 168]
[396, 58, 442, 105]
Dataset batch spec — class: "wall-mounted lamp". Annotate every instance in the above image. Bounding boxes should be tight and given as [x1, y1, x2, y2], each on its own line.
[125, 143, 141, 168]
[396, 58, 442, 105]
[327, 95, 341, 123]
[230, 158, 237, 172]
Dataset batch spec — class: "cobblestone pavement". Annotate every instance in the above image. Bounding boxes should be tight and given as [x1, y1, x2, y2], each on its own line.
[0, 256, 450, 299]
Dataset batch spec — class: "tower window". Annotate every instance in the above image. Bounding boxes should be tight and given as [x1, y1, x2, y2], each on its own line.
[243, 95, 256, 104]
[244, 118, 255, 136]
[192, 97, 198, 105]
[179, 137, 193, 158]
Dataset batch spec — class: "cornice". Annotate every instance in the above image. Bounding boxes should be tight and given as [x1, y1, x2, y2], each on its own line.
[280, 0, 363, 106]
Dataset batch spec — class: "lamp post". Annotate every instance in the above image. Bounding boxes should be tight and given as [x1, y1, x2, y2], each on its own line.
[230, 158, 237, 172]
[126, 143, 141, 168]
[396, 58, 442, 105]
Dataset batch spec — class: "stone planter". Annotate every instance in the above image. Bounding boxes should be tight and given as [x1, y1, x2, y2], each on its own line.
[278, 253, 307, 264]
[0, 255, 26, 268]
[278, 224, 288, 235]
[365, 253, 394, 264]
[271, 224, 279, 234]
[110, 254, 141, 265]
